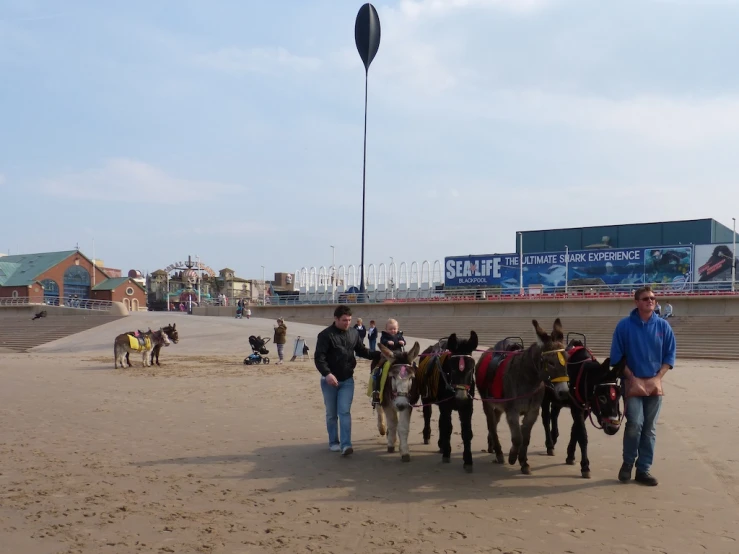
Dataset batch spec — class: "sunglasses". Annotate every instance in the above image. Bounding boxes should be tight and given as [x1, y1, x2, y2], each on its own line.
[639, 296, 656, 302]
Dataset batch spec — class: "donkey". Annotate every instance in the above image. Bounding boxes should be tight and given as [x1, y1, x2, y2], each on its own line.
[114, 328, 170, 368]
[374, 341, 421, 462]
[411, 331, 478, 472]
[418, 337, 449, 446]
[475, 319, 570, 475]
[125, 323, 179, 367]
[541, 340, 624, 478]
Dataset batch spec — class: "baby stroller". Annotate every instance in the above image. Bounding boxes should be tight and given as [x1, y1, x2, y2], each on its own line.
[235, 305, 244, 319]
[244, 335, 271, 365]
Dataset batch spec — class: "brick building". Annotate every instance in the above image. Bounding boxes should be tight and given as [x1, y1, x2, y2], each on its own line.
[0, 250, 146, 310]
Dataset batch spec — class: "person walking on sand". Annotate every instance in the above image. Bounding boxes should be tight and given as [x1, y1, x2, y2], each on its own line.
[273, 318, 287, 365]
[611, 286, 676, 487]
[314, 305, 381, 456]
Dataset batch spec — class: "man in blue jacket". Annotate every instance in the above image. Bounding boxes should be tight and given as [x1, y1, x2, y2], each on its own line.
[611, 285, 676, 486]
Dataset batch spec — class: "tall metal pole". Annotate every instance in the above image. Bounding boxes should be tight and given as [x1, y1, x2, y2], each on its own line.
[355, 3, 380, 297]
[166, 272, 170, 312]
[330, 245, 336, 302]
[518, 232, 524, 296]
[564, 245, 569, 295]
[196, 255, 202, 304]
[261, 265, 266, 306]
[733, 218, 736, 292]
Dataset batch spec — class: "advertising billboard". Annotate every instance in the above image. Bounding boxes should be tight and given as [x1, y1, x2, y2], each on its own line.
[445, 246, 692, 292]
[693, 243, 736, 288]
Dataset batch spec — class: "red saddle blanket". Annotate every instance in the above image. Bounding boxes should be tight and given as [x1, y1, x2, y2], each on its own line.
[477, 351, 519, 399]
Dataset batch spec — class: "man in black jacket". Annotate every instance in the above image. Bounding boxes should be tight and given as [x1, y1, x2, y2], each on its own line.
[315, 305, 381, 456]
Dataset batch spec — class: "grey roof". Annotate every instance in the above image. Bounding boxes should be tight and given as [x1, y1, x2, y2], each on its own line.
[0, 251, 76, 286]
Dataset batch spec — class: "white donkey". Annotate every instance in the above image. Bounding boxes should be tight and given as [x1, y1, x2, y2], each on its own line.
[375, 342, 421, 462]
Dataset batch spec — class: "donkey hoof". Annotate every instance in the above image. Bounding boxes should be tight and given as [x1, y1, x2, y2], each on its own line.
[521, 465, 531, 475]
[581, 470, 591, 479]
[547, 448, 555, 456]
[566, 457, 575, 466]
[423, 438, 430, 445]
[387, 446, 395, 453]
[401, 454, 411, 463]
[442, 456, 451, 464]
[463, 464, 473, 473]
[508, 453, 518, 465]
[494, 455, 505, 464]
[379, 428, 386, 436]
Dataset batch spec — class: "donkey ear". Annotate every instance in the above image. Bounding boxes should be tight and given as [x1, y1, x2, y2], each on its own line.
[378, 343, 395, 360]
[407, 341, 421, 362]
[468, 331, 478, 352]
[532, 320, 549, 344]
[447, 333, 459, 352]
[551, 318, 564, 342]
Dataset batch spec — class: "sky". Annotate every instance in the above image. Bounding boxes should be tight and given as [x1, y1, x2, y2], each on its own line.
[2, 0, 739, 281]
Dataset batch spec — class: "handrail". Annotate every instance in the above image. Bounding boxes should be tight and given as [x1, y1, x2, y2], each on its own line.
[0, 296, 115, 311]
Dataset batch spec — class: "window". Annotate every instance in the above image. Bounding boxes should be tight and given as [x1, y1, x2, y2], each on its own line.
[11, 290, 19, 298]
[63, 265, 90, 299]
[41, 279, 60, 298]
[126, 287, 134, 296]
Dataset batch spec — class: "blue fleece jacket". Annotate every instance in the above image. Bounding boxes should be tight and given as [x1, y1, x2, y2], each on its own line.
[610, 308, 676, 378]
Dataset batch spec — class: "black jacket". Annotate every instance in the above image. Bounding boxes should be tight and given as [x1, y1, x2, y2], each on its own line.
[367, 326, 378, 341]
[315, 324, 380, 381]
[380, 330, 405, 353]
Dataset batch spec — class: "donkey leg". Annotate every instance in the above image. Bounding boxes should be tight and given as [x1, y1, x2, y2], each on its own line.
[377, 404, 387, 436]
[385, 407, 398, 453]
[572, 408, 590, 478]
[398, 407, 412, 462]
[422, 404, 432, 445]
[438, 404, 453, 463]
[491, 409, 505, 463]
[518, 405, 541, 475]
[566, 414, 579, 466]
[551, 404, 561, 449]
[459, 404, 474, 472]
[506, 408, 523, 466]
[542, 399, 555, 456]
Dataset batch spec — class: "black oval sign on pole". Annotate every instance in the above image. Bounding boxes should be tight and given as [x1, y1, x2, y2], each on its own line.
[355, 3, 381, 74]
[354, 3, 381, 296]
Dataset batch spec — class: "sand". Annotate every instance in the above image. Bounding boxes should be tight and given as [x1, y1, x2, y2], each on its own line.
[1, 313, 738, 553]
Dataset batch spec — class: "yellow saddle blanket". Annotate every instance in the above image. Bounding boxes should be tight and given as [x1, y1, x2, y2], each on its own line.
[127, 334, 151, 351]
[366, 360, 392, 403]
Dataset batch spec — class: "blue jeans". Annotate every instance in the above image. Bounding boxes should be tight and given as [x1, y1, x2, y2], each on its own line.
[368, 338, 377, 352]
[320, 376, 354, 450]
[623, 395, 663, 473]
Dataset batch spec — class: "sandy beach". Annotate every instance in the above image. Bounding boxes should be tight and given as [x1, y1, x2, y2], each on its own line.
[1, 313, 738, 553]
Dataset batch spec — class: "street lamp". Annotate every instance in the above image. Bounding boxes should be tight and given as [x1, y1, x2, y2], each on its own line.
[732, 218, 736, 292]
[564, 245, 569, 295]
[330, 246, 336, 302]
[261, 265, 265, 306]
[518, 232, 524, 296]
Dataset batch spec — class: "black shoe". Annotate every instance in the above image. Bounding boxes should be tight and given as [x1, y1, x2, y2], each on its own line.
[618, 463, 633, 482]
[635, 471, 659, 486]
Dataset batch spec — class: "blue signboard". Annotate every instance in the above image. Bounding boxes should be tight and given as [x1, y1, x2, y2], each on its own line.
[444, 246, 692, 292]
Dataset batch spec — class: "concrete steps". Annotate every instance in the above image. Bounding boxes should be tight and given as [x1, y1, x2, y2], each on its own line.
[0, 316, 126, 352]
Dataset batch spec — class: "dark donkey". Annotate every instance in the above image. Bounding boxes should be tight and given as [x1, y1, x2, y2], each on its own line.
[475, 319, 570, 474]
[126, 323, 179, 367]
[418, 337, 449, 446]
[410, 331, 478, 472]
[541, 339, 624, 478]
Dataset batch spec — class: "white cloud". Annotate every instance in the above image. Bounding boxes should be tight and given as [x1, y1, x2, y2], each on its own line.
[193, 221, 275, 237]
[194, 47, 321, 75]
[398, 0, 554, 18]
[42, 158, 242, 203]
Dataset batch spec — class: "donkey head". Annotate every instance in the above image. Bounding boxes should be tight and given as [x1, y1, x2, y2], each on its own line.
[156, 327, 172, 347]
[164, 323, 179, 344]
[592, 357, 623, 435]
[532, 318, 569, 401]
[444, 331, 478, 402]
[379, 342, 421, 411]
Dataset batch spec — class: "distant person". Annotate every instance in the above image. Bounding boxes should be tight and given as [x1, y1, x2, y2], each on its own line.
[353, 318, 367, 345]
[314, 305, 381, 456]
[654, 301, 661, 317]
[273, 318, 287, 365]
[367, 320, 378, 352]
[246, 307, 251, 320]
[611, 286, 676, 487]
[663, 302, 673, 319]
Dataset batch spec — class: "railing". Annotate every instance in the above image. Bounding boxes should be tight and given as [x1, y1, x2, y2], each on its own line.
[0, 296, 115, 311]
